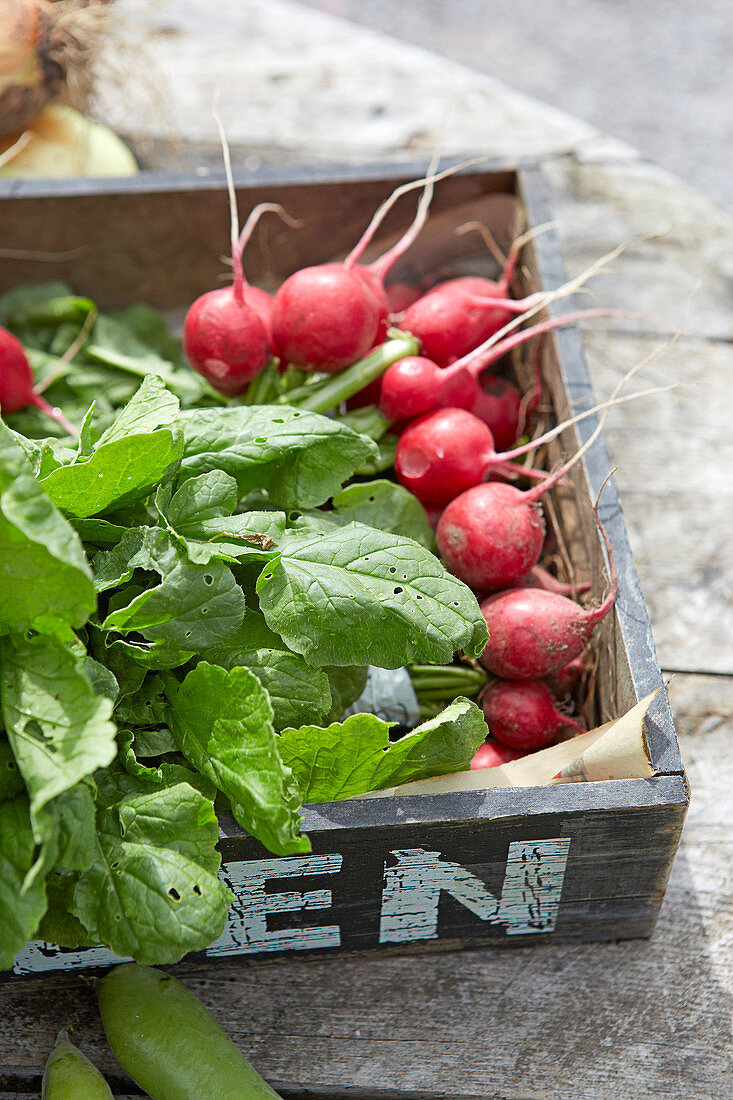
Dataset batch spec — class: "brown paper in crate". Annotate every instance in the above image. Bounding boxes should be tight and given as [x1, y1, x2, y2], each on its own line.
[356, 691, 657, 799]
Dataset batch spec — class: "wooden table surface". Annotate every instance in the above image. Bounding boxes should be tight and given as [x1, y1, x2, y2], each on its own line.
[2, 2, 732, 1097]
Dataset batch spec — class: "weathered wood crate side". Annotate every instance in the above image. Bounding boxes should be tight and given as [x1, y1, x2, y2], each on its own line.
[11, 775, 688, 981]
[0, 163, 688, 980]
[517, 165, 683, 776]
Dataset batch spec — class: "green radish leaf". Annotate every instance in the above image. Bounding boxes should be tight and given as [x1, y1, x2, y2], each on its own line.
[354, 432, 397, 475]
[0, 634, 117, 825]
[323, 665, 369, 723]
[71, 516, 129, 547]
[113, 672, 172, 729]
[96, 527, 245, 660]
[154, 473, 284, 566]
[167, 663, 309, 857]
[0, 740, 25, 801]
[40, 782, 97, 872]
[37, 873, 96, 950]
[8, 295, 95, 329]
[279, 697, 487, 802]
[76, 403, 97, 458]
[0, 280, 72, 326]
[0, 423, 95, 636]
[257, 522, 488, 668]
[40, 429, 183, 518]
[97, 375, 180, 447]
[205, 611, 332, 731]
[166, 470, 239, 526]
[331, 479, 436, 550]
[0, 797, 49, 970]
[86, 315, 209, 405]
[71, 768, 232, 964]
[179, 405, 377, 508]
[110, 303, 188, 367]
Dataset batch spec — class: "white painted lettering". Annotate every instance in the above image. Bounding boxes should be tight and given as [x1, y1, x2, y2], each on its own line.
[207, 853, 342, 956]
[379, 838, 571, 943]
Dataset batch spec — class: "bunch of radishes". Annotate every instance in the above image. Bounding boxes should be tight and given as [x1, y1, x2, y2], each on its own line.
[175, 167, 625, 769]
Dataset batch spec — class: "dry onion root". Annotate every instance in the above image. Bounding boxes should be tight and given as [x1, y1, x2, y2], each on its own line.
[0, 0, 110, 138]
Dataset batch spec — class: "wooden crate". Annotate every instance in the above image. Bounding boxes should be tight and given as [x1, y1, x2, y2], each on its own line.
[0, 162, 688, 980]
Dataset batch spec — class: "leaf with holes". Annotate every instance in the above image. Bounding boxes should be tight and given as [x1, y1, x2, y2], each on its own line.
[70, 767, 232, 964]
[0, 633, 117, 825]
[96, 528, 245, 661]
[256, 522, 488, 669]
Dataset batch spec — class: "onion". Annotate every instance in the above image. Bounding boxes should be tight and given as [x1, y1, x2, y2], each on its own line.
[0, 0, 54, 135]
[0, 0, 110, 138]
[0, 102, 137, 177]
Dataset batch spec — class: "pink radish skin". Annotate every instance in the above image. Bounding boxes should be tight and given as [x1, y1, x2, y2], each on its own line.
[272, 165, 446, 372]
[479, 679, 585, 750]
[471, 738, 526, 769]
[435, 477, 546, 586]
[183, 203, 293, 395]
[381, 308, 609, 427]
[386, 282, 420, 314]
[544, 654, 587, 696]
[183, 289, 269, 395]
[243, 285, 275, 344]
[395, 409, 501, 506]
[271, 264, 384, 373]
[398, 276, 516, 367]
[394, 408, 548, 509]
[434, 438, 608, 591]
[471, 375, 522, 449]
[515, 565, 591, 598]
[478, 576, 617, 681]
[0, 326, 78, 436]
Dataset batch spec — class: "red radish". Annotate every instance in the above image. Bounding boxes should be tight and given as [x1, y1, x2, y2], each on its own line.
[394, 307, 641, 512]
[395, 409, 499, 506]
[394, 406, 552, 509]
[381, 308, 611, 427]
[470, 375, 522, 450]
[270, 265, 385, 373]
[544, 653, 587, 696]
[433, 410, 617, 589]
[398, 275, 522, 367]
[183, 288, 269, 396]
[408, 218, 640, 370]
[385, 282, 420, 314]
[183, 199, 295, 395]
[271, 161, 471, 372]
[479, 679, 585, 750]
[380, 357, 476, 422]
[242, 285, 275, 344]
[435, 475, 547, 584]
[516, 565, 591, 597]
[477, 512, 618, 680]
[0, 326, 78, 436]
[471, 738, 526, 769]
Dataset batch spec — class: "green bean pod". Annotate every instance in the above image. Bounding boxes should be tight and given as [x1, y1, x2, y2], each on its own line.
[42, 1032, 113, 1099]
[97, 963, 284, 1100]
